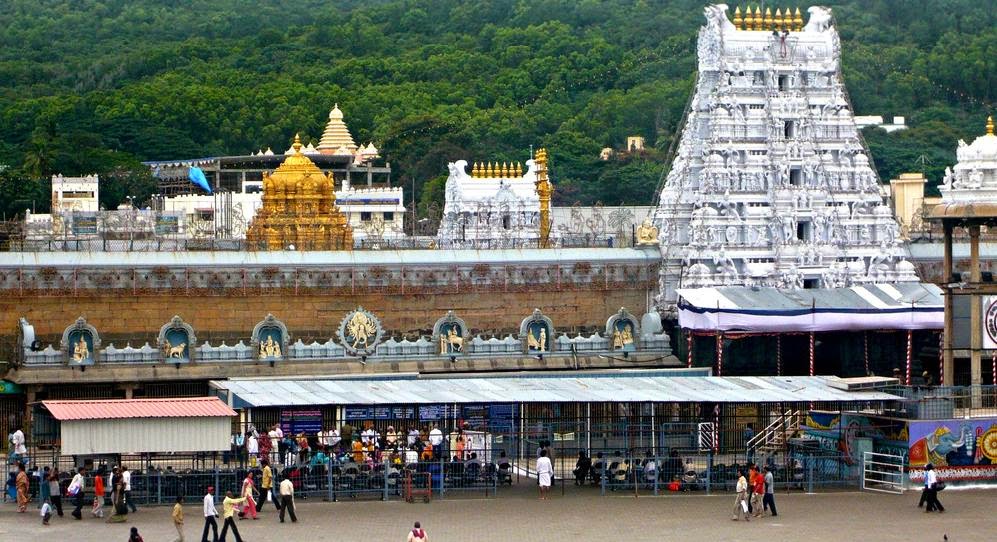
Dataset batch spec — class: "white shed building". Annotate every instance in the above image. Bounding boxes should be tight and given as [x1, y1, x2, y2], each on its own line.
[41, 397, 236, 456]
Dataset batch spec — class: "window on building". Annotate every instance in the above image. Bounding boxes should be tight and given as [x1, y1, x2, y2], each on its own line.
[778, 75, 790, 91]
[797, 221, 811, 241]
[789, 168, 802, 186]
[360, 211, 372, 222]
[502, 215, 511, 230]
[196, 209, 213, 222]
[803, 278, 819, 289]
[383, 212, 394, 222]
[784, 120, 796, 138]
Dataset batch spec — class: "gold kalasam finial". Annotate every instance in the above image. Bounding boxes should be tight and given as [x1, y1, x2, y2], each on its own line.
[745, 6, 753, 29]
[292, 133, 303, 154]
[754, 6, 762, 30]
[764, 7, 772, 30]
[472, 162, 479, 177]
[794, 7, 803, 31]
[499, 162, 506, 178]
[733, 6, 743, 29]
[987, 115, 994, 136]
[488, 162, 496, 177]
[774, 8, 783, 30]
[515, 162, 523, 177]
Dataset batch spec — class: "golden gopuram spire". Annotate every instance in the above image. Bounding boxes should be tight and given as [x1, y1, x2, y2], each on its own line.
[534, 148, 553, 249]
[987, 115, 995, 136]
[733, 6, 743, 29]
[793, 7, 803, 31]
[246, 134, 353, 251]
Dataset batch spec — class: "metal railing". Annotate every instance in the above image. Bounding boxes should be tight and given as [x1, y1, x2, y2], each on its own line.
[746, 410, 801, 454]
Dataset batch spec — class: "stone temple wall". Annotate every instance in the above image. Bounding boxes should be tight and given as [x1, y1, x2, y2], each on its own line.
[0, 250, 658, 349]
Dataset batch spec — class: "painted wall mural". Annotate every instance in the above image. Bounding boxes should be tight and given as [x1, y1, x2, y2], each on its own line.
[908, 418, 997, 482]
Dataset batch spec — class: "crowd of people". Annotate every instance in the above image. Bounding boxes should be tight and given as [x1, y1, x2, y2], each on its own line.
[232, 421, 489, 474]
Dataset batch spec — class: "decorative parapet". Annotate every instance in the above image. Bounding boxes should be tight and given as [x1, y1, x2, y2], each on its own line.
[17, 306, 672, 368]
[0, 260, 658, 297]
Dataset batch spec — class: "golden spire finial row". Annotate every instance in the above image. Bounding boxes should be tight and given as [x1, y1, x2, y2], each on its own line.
[292, 133, 302, 154]
[987, 115, 995, 136]
[732, 6, 803, 31]
[470, 161, 524, 178]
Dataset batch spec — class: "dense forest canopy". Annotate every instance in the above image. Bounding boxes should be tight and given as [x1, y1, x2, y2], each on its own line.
[0, 0, 993, 217]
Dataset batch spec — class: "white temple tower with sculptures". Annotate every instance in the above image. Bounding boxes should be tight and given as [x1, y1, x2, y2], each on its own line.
[653, 4, 919, 306]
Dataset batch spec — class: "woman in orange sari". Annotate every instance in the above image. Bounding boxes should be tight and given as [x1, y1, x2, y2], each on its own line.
[15, 462, 29, 512]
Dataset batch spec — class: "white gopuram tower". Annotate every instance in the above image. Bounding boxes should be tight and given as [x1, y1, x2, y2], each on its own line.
[653, 4, 918, 306]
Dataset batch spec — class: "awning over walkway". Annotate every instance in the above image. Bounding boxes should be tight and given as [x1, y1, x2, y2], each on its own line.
[677, 283, 943, 333]
[212, 374, 902, 407]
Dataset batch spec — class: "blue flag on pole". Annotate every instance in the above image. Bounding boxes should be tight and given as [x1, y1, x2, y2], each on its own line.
[188, 167, 212, 194]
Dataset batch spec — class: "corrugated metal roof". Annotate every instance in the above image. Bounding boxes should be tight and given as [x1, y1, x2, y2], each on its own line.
[42, 397, 236, 421]
[213, 375, 901, 407]
[678, 283, 942, 312]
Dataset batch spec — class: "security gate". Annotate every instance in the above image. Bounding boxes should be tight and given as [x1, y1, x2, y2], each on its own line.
[862, 451, 905, 494]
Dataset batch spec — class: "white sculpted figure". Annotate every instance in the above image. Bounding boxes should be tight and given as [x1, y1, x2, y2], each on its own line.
[804, 7, 833, 32]
[942, 167, 953, 189]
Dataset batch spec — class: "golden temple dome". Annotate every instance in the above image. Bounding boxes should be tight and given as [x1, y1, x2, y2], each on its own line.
[246, 134, 353, 251]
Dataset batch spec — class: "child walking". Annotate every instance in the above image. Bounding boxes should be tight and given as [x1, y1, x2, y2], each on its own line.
[91, 471, 105, 518]
[41, 498, 52, 525]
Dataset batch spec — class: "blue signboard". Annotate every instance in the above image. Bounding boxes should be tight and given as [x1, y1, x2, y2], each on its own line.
[489, 404, 516, 431]
[392, 407, 415, 419]
[345, 406, 372, 420]
[373, 406, 392, 420]
[279, 408, 323, 435]
[418, 404, 451, 421]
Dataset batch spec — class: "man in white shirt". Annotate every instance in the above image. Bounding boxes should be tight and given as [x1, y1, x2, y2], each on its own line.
[407, 428, 419, 447]
[361, 426, 375, 446]
[246, 434, 259, 467]
[9, 427, 26, 465]
[68, 467, 86, 520]
[122, 466, 137, 513]
[428, 425, 443, 457]
[404, 447, 419, 465]
[267, 427, 279, 463]
[201, 486, 219, 542]
[278, 478, 297, 523]
[732, 469, 750, 521]
[923, 463, 945, 513]
[329, 428, 342, 450]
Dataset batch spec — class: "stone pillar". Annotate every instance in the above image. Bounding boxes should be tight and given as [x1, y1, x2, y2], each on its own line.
[943, 223, 954, 386]
[24, 385, 38, 441]
[970, 225, 982, 407]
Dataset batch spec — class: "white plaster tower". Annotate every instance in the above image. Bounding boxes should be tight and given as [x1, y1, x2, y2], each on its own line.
[653, 4, 917, 306]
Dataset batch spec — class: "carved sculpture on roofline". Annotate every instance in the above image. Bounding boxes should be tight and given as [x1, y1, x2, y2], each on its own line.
[520, 308, 555, 354]
[606, 307, 640, 352]
[337, 306, 383, 357]
[252, 313, 290, 362]
[61, 316, 100, 366]
[158, 315, 195, 363]
[432, 310, 469, 356]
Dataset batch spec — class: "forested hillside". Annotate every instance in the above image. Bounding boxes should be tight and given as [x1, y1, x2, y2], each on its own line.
[0, 0, 993, 217]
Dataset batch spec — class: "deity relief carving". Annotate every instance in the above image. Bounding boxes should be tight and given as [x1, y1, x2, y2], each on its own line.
[520, 309, 555, 354]
[61, 316, 100, 366]
[337, 307, 383, 356]
[432, 311, 469, 356]
[252, 313, 289, 362]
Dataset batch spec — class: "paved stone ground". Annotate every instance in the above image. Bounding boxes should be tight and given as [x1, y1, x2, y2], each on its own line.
[0, 485, 990, 541]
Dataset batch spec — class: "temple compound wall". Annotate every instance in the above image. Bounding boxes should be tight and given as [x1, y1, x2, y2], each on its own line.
[1, 248, 662, 367]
